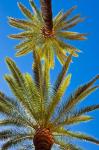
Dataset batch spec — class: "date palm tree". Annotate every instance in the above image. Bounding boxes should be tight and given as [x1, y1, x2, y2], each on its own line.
[0, 54, 99, 150]
[8, 0, 86, 68]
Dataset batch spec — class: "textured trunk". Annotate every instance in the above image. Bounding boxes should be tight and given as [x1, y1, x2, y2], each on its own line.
[40, 0, 53, 35]
[33, 128, 54, 150]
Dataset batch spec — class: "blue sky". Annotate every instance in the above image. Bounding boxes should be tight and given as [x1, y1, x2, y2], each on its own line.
[0, 0, 99, 149]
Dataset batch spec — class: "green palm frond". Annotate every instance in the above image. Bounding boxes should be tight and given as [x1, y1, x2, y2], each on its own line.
[41, 61, 51, 116]
[54, 128, 99, 145]
[54, 75, 99, 122]
[46, 74, 71, 123]
[8, 0, 86, 68]
[5, 58, 43, 124]
[54, 53, 72, 92]
[29, 0, 41, 19]
[0, 91, 37, 129]
[4, 74, 34, 118]
[0, 118, 35, 129]
[0, 91, 23, 117]
[23, 73, 41, 113]
[55, 115, 93, 127]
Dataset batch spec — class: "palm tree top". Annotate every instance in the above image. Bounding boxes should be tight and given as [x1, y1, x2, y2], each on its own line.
[8, 0, 86, 68]
[0, 54, 99, 149]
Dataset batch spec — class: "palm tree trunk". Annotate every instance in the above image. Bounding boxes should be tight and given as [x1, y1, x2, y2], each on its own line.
[40, 0, 53, 34]
[33, 128, 54, 150]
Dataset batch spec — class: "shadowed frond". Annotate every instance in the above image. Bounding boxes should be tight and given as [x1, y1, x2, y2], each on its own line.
[0, 130, 13, 140]
[75, 104, 99, 116]
[55, 139, 84, 150]
[33, 51, 43, 91]
[1, 134, 33, 150]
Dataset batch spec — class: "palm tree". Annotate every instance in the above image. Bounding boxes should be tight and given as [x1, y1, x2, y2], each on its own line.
[8, 0, 86, 68]
[0, 54, 99, 150]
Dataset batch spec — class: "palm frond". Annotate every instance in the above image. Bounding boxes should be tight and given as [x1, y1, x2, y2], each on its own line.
[33, 51, 46, 123]
[16, 46, 33, 56]
[33, 51, 43, 90]
[52, 38, 67, 65]
[53, 10, 63, 26]
[55, 115, 92, 127]
[55, 128, 99, 145]
[18, 2, 33, 20]
[56, 16, 83, 31]
[56, 38, 80, 56]
[52, 76, 99, 124]
[0, 130, 13, 140]
[54, 53, 72, 92]
[0, 91, 36, 127]
[56, 76, 99, 121]
[5, 58, 35, 114]
[9, 31, 33, 39]
[1, 134, 33, 150]
[8, 17, 34, 30]
[55, 139, 83, 150]
[42, 61, 50, 104]
[15, 40, 32, 50]
[66, 14, 81, 24]
[0, 92, 22, 117]
[23, 73, 41, 122]
[58, 32, 87, 40]
[29, 0, 41, 20]
[62, 18, 84, 30]
[54, 6, 77, 29]
[46, 74, 71, 123]
[43, 40, 55, 68]
[65, 86, 98, 115]
[4, 75, 34, 118]
[6, 57, 25, 85]
[76, 105, 99, 116]
[0, 117, 35, 129]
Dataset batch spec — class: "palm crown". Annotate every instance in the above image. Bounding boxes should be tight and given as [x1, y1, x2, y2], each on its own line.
[9, 0, 86, 68]
[0, 53, 99, 150]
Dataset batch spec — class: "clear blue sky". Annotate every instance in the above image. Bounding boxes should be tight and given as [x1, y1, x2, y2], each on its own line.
[0, 0, 99, 149]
